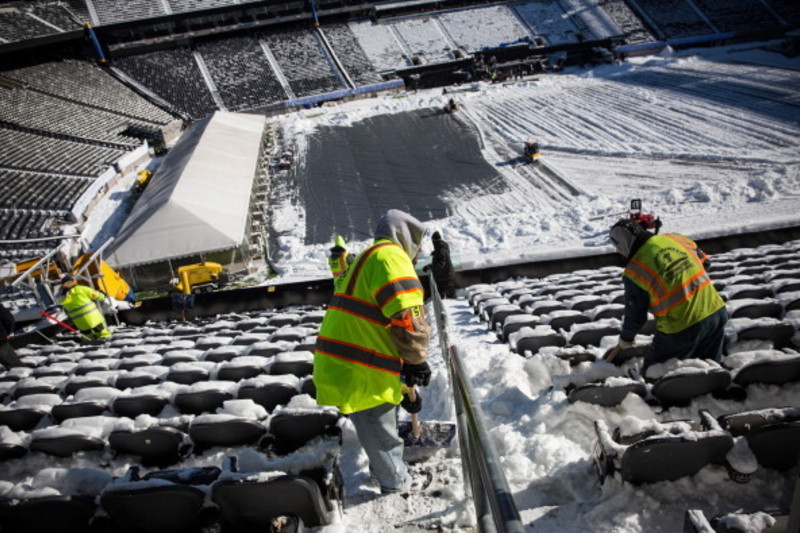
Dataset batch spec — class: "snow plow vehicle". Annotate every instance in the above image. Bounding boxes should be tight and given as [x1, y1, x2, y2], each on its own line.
[172, 262, 229, 294]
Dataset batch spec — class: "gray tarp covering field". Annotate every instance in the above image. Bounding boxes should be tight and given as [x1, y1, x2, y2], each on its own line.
[298, 108, 503, 244]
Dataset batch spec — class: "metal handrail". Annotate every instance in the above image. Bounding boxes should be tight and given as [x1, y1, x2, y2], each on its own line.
[428, 277, 526, 533]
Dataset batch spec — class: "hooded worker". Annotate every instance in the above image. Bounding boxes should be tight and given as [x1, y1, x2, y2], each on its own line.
[606, 219, 727, 373]
[60, 274, 112, 341]
[313, 209, 431, 494]
[327, 234, 354, 281]
[424, 231, 456, 298]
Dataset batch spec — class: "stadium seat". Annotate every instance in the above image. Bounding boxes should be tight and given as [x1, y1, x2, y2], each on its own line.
[188, 416, 267, 450]
[593, 411, 734, 485]
[650, 368, 731, 408]
[101, 483, 210, 533]
[212, 474, 335, 530]
[174, 388, 234, 415]
[266, 411, 340, 455]
[718, 407, 800, 471]
[568, 380, 647, 407]
[0, 496, 98, 533]
[237, 382, 298, 411]
[111, 394, 169, 418]
[109, 426, 188, 467]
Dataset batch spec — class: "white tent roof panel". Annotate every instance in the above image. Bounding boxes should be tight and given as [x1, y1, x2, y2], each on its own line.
[109, 112, 265, 268]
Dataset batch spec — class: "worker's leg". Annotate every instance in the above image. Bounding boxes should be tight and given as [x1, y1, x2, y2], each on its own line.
[0, 343, 22, 369]
[349, 402, 407, 493]
[692, 307, 729, 363]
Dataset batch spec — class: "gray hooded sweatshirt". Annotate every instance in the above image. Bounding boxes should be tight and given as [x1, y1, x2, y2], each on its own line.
[373, 209, 426, 260]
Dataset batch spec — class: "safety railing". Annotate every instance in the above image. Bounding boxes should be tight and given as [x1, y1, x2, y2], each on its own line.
[428, 277, 525, 533]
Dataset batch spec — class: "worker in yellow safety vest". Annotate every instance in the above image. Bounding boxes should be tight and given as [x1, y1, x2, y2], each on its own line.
[314, 209, 431, 494]
[60, 275, 112, 340]
[606, 219, 727, 374]
[327, 234, 353, 281]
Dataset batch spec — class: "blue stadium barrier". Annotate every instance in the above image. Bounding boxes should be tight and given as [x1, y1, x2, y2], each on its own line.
[617, 41, 667, 55]
[668, 33, 736, 49]
[284, 80, 405, 108]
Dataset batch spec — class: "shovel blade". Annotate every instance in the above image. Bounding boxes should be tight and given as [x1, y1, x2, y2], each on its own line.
[399, 421, 456, 448]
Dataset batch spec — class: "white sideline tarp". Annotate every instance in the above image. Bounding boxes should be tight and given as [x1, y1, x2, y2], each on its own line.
[109, 112, 265, 268]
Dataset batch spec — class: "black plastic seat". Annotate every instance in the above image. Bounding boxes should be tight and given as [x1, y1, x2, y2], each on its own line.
[499, 316, 539, 342]
[730, 301, 782, 319]
[28, 433, 105, 457]
[546, 313, 590, 332]
[514, 332, 566, 355]
[733, 355, 800, 386]
[735, 322, 794, 348]
[114, 374, 161, 390]
[568, 381, 647, 407]
[51, 401, 107, 423]
[212, 475, 334, 530]
[719, 407, 800, 471]
[650, 369, 731, 408]
[267, 411, 340, 455]
[270, 359, 313, 378]
[569, 325, 620, 347]
[174, 389, 233, 415]
[0, 407, 47, 432]
[111, 394, 169, 418]
[101, 484, 209, 533]
[237, 382, 298, 411]
[217, 365, 266, 382]
[165, 368, 209, 385]
[746, 422, 800, 471]
[593, 412, 733, 485]
[109, 426, 188, 467]
[0, 442, 27, 460]
[188, 418, 267, 449]
[63, 377, 108, 396]
[0, 495, 97, 533]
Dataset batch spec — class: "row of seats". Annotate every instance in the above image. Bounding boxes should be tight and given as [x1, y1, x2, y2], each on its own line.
[593, 406, 800, 485]
[0, 210, 64, 243]
[260, 28, 345, 97]
[0, 306, 344, 531]
[458, 239, 799, 530]
[0, 87, 140, 148]
[0, 170, 92, 212]
[0, 126, 126, 176]
[5, 60, 176, 128]
[195, 34, 287, 111]
[112, 48, 220, 122]
[319, 23, 385, 86]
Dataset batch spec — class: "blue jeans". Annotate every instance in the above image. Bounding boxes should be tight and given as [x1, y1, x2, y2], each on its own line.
[646, 306, 729, 371]
[349, 402, 407, 491]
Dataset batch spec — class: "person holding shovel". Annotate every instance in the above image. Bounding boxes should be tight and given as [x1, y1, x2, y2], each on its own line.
[59, 274, 112, 341]
[313, 209, 431, 494]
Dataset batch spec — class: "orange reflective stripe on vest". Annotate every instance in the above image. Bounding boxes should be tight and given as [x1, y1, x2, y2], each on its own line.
[315, 335, 402, 375]
[328, 293, 390, 326]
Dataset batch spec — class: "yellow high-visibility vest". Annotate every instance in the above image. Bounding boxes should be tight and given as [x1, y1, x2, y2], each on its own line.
[314, 239, 424, 414]
[624, 233, 725, 334]
[61, 285, 107, 332]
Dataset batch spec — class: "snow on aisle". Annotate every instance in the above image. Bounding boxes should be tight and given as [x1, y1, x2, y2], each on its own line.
[435, 292, 798, 533]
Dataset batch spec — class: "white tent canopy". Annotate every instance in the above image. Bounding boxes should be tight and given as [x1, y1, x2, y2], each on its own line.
[109, 112, 266, 268]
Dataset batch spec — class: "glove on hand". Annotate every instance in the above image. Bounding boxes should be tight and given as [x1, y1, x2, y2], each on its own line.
[618, 338, 634, 350]
[401, 391, 422, 414]
[401, 362, 431, 387]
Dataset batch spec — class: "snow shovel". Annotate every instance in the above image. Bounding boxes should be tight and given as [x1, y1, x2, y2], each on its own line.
[398, 384, 456, 462]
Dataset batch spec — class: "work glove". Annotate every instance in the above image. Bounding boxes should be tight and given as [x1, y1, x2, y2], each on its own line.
[401, 391, 422, 414]
[401, 362, 431, 387]
[617, 338, 634, 350]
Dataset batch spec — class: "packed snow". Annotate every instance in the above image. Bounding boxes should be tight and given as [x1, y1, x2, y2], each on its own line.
[61, 39, 800, 532]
